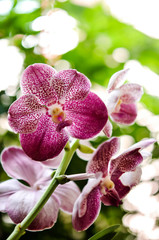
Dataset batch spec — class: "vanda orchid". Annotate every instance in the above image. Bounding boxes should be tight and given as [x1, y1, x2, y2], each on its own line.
[72, 137, 155, 231]
[0, 147, 80, 231]
[103, 69, 143, 137]
[8, 63, 108, 161]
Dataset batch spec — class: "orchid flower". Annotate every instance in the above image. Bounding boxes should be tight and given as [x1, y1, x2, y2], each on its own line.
[72, 137, 155, 231]
[0, 147, 80, 231]
[103, 69, 143, 137]
[8, 63, 108, 161]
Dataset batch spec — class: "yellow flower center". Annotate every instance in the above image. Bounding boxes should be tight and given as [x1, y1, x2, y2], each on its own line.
[114, 98, 122, 112]
[100, 176, 114, 195]
[48, 104, 66, 124]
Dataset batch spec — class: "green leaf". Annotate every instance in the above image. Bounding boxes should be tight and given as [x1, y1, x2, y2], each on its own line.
[141, 92, 159, 115]
[88, 225, 120, 240]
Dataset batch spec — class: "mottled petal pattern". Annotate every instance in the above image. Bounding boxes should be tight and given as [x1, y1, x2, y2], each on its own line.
[51, 69, 91, 102]
[87, 137, 120, 174]
[6, 190, 60, 231]
[21, 63, 58, 105]
[65, 92, 108, 139]
[72, 185, 101, 231]
[111, 103, 137, 125]
[8, 95, 45, 133]
[101, 188, 122, 206]
[20, 115, 69, 161]
[41, 150, 64, 168]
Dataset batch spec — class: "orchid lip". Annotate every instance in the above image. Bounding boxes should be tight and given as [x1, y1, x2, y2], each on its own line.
[100, 176, 115, 195]
[114, 98, 122, 112]
[48, 103, 66, 124]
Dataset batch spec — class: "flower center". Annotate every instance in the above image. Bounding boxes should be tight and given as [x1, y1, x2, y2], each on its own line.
[48, 104, 66, 124]
[114, 98, 122, 112]
[100, 176, 114, 195]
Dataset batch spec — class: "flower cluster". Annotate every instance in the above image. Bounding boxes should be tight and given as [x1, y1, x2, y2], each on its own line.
[0, 63, 155, 236]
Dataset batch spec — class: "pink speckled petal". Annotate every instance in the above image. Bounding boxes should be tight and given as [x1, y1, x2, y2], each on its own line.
[6, 189, 60, 231]
[119, 83, 143, 103]
[20, 115, 69, 161]
[0, 179, 25, 212]
[108, 69, 129, 91]
[52, 69, 91, 102]
[110, 150, 143, 181]
[1, 147, 47, 186]
[103, 119, 113, 138]
[54, 181, 80, 213]
[41, 149, 64, 168]
[87, 137, 120, 174]
[111, 103, 137, 125]
[72, 178, 101, 231]
[101, 188, 122, 206]
[65, 92, 108, 139]
[8, 95, 45, 134]
[110, 139, 155, 181]
[21, 63, 58, 105]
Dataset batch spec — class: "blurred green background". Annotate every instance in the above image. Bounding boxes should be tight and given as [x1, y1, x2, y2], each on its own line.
[0, 0, 159, 239]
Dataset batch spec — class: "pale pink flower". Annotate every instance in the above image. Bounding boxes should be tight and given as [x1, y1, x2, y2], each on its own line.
[8, 63, 108, 161]
[72, 137, 155, 231]
[103, 69, 143, 137]
[0, 147, 80, 231]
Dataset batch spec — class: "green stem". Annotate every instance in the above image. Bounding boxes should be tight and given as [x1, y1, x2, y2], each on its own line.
[7, 139, 79, 240]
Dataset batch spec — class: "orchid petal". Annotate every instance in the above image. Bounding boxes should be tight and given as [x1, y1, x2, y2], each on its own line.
[112, 167, 142, 199]
[1, 147, 48, 186]
[41, 150, 64, 168]
[106, 89, 120, 114]
[6, 189, 60, 231]
[8, 95, 45, 134]
[52, 69, 91, 102]
[72, 178, 101, 231]
[87, 137, 120, 174]
[107, 69, 129, 91]
[21, 63, 58, 105]
[103, 119, 113, 138]
[110, 149, 143, 180]
[120, 166, 142, 188]
[20, 115, 68, 161]
[123, 138, 156, 153]
[111, 103, 137, 125]
[119, 83, 143, 103]
[65, 92, 108, 139]
[101, 188, 122, 206]
[54, 181, 80, 213]
[0, 179, 25, 212]
[110, 138, 155, 179]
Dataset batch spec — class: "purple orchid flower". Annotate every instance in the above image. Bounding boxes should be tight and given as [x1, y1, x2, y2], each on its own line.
[0, 147, 80, 231]
[103, 69, 143, 137]
[72, 137, 155, 231]
[8, 63, 108, 161]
